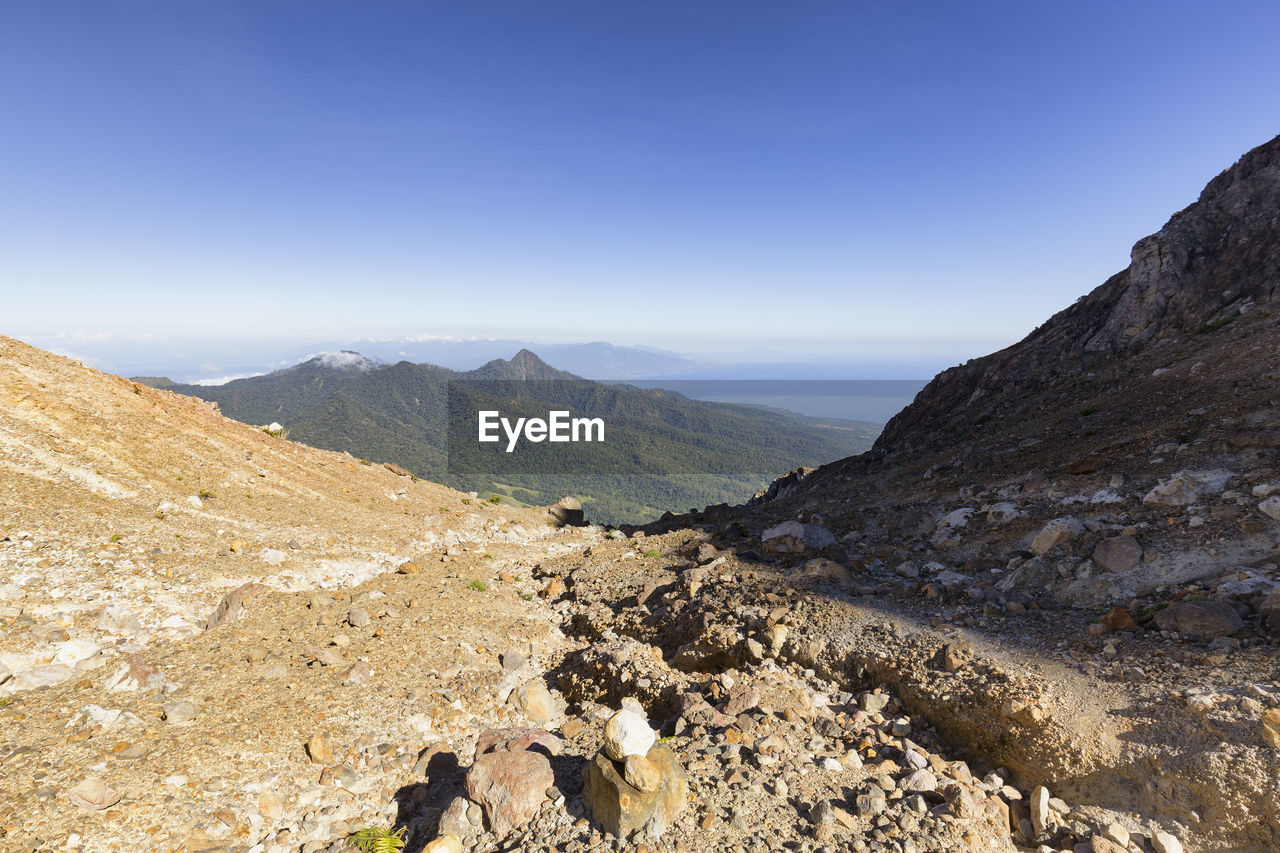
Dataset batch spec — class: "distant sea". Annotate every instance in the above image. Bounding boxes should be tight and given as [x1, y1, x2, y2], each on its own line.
[621, 379, 928, 425]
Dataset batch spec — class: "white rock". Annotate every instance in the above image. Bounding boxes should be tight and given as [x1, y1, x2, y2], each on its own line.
[1030, 518, 1085, 555]
[187, 495, 204, 509]
[1029, 785, 1052, 835]
[68, 776, 121, 811]
[1143, 470, 1231, 508]
[54, 639, 102, 667]
[1251, 483, 1280, 498]
[986, 502, 1023, 524]
[937, 508, 975, 529]
[11, 663, 74, 692]
[602, 708, 656, 761]
[0, 583, 24, 601]
[820, 757, 843, 772]
[901, 769, 937, 792]
[1152, 831, 1184, 853]
[1259, 496, 1280, 522]
[1103, 823, 1130, 847]
[261, 548, 288, 566]
[97, 604, 143, 637]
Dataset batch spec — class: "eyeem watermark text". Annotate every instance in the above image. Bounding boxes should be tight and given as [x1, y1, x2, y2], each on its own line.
[478, 410, 605, 452]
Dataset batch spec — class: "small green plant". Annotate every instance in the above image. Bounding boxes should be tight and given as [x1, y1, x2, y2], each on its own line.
[467, 580, 488, 592]
[110, 534, 123, 542]
[0, 697, 12, 708]
[521, 592, 534, 601]
[154, 512, 166, 520]
[461, 498, 472, 505]
[198, 489, 216, 500]
[643, 548, 661, 559]
[733, 522, 748, 537]
[1193, 315, 1234, 334]
[483, 553, 493, 559]
[486, 495, 501, 504]
[348, 826, 406, 853]
[1076, 404, 1099, 417]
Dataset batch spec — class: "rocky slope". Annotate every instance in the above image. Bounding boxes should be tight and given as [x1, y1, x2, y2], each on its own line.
[877, 133, 1280, 456]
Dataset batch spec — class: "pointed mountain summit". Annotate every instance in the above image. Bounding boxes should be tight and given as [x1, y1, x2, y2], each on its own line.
[467, 348, 580, 381]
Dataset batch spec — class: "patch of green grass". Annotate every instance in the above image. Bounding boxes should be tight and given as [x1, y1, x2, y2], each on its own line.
[110, 534, 123, 542]
[483, 553, 493, 559]
[198, 489, 216, 500]
[1136, 602, 1168, 624]
[1193, 315, 1234, 334]
[467, 579, 488, 592]
[487, 494, 501, 504]
[521, 592, 534, 602]
[643, 548, 661, 559]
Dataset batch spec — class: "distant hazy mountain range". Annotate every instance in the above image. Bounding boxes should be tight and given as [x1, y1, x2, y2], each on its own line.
[138, 350, 880, 524]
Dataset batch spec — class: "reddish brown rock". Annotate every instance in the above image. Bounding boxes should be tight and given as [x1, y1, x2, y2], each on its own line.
[1101, 606, 1140, 633]
[465, 748, 554, 836]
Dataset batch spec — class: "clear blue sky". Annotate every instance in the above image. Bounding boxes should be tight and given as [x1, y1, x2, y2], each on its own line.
[4, 2, 1279, 374]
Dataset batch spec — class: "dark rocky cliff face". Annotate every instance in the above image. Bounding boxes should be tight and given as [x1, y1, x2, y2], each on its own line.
[877, 133, 1280, 454]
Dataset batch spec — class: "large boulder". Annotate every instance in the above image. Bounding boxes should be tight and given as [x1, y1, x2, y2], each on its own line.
[761, 520, 835, 554]
[464, 747, 554, 836]
[1092, 535, 1143, 572]
[1030, 517, 1085, 555]
[1143, 470, 1231, 508]
[205, 582, 271, 631]
[1257, 590, 1280, 634]
[1260, 496, 1280, 522]
[583, 742, 688, 840]
[1154, 600, 1243, 639]
[548, 497, 584, 527]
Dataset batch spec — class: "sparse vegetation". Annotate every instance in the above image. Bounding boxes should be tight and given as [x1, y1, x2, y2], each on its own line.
[643, 548, 661, 559]
[347, 826, 406, 853]
[1193, 315, 1234, 334]
[1076, 404, 1099, 417]
[198, 488, 216, 500]
[467, 579, 488, 592]
[486, 494, 501, 504]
